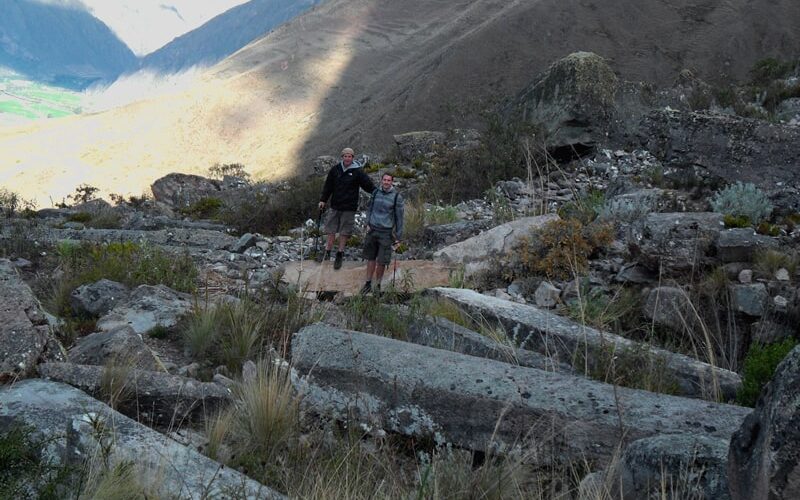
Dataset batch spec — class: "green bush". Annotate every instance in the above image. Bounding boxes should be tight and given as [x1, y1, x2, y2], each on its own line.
[737, 338, 797, 407]
[180, 197, 224, 219]
[558, 189, 605, 225]
[0, 425, 74, 498]
[710, 181, 773, 224]
[208, 162, 250, 182]
[723, 214, 751, 228]
[750, 58, 797, 86]
[0, 188, 36, 217]
[67, 212, 93, 223]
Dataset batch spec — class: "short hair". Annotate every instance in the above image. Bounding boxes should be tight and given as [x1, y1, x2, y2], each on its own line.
[341, 147, 355, 157]
[382, 172, 394, 180]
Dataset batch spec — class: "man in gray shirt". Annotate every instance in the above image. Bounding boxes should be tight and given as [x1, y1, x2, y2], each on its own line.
[361, 172, 404, 295]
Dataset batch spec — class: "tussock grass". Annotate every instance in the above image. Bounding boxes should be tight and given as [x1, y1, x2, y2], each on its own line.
[100, 355, 136, 410]
[403, 198, 460, 241]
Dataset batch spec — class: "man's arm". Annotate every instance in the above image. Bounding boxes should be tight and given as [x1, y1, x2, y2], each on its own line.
[359, 170, 376, 194]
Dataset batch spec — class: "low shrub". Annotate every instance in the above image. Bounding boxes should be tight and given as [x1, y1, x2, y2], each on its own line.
[0, 425, 74, 498]
[0, 188, 36, 217]
[67, 212, 93, 223]
[403, 199, 460, 241]
[557, 189, 605, 225]
[710, 181, 773, 224]
[723, 214, 751, 228]
[737, 338, 797, 407]
[208, 162, 250, 182]
[750, 57, 797, 86]
[756, 221, 781, 236]
[220, 177, 324, 235]
[515, 218, 614, 280]
[754, 249, 799, 277]
[180, 197, 224, 219]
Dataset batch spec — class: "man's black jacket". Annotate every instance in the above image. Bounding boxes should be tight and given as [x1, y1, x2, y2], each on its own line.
[319, 161, 376, 211]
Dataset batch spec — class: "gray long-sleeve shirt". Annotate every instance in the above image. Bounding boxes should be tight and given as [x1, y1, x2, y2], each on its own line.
[367, 187, 404, 239]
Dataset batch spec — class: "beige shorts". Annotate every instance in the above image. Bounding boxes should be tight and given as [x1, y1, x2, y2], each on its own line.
[323, 209, 356, 235]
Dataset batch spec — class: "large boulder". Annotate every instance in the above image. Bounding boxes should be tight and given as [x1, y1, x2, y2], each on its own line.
[0, 259, 58, 382]
[69, 278, 131, 317]
[643, 286, 695, 332]
[632, 212, 724, 276]
[728, 345, 800, 500]
[508, 52, 618, 153]
[0, 379, 279, 499]
[68, 325, 162, 371]
[38, 363, 231, 427]
[150, 173, 222, 210]
[393, 131, 447, 161]
[96, 284, 193, 335]
[729, 283, 769, 317]
[433, 214, 558, 276]
[430, 287, 741, 401]
[292, 324, 749, 467]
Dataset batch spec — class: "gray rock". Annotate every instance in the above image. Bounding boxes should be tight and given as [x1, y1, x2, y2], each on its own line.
[312, 155, 338, 176]
[614, 434, 731, 500]
[292, 324, 749, 466]
[69, 279, 131, 317]
[68, 326, 162, 371]
[507, 52, 618, 151]
[231, 232, 257, 253]
[96, 284, 192, 335]
[0, 379, 279, 499]
[633, 212, 724, 276]
[738, 269, 753, 284]
[393, 131, 446, 161]
[730, 283, 769, 317]
[615, 263, 656, 284]
[775, 268, 790, 282]
[751, 320, 795, 345]
[423, 220, 491, 248]
[643, 286, 694, 332]
[534, 281, 561, 308]
[47, 226, 237, 250]
[430, 287, 741, 400]
[0, 259, 54, 382]
[716, 228, 777, 263]
[150, 173, 221, 210]
[406, 316, 573, 373]
[433, 214, 559, 276]
[728, 345, 800, 500]
[38, 363, 231, 428]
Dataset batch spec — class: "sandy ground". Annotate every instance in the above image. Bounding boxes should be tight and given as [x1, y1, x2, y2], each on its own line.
[1, 0, 798, 207]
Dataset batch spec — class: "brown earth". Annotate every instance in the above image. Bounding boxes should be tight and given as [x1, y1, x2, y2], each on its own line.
[1, 0, 799, 206]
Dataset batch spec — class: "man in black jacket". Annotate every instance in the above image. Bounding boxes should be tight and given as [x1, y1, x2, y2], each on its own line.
[317, 147, 376, 269]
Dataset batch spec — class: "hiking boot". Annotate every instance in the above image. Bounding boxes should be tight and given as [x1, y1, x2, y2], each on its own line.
[316, 250, 330, 263]
[333, 251, 344, 270]
[373, 283, 381, 297]
[359, 282, 372, 295]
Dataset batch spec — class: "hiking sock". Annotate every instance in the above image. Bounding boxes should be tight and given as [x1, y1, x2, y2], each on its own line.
[334, 251, 344, 270]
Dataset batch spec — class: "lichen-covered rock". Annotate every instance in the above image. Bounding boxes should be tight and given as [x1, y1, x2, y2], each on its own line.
[68, 325, 162, 371]
[150, 173, 221, 210]
[728, 345, 800, 500]
[69, 279, 131, 317]
[96, 284, 192, 335]
[509, 51, 618, 152]
[643, 286, 694, 332]
[716, 228, 777, 263]
[632, 212, 724, 276]
[0, 259, 56, 382]
[393, 131, 446, 161]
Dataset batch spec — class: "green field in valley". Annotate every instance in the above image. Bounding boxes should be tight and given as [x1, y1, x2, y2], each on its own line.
[0, 72, 83, 125]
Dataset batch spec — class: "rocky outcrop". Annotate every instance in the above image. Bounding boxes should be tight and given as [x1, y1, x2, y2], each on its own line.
[716, 228, 777, 263]
[96, 284, 193, 335]
[631, 212, 724, 276]
[0, 379, 278, 499]
[508, 52, 618, 153]
[406, 316, 574, 373]
[429, 287, 741, 400]
[38, 363, 231, 428]
[728, 346, 800, 500]
[636, 110, 800, 213]
[643, 286, 694, 332]
[393, 131, 446, 161]
[292, 324, 749, 466]
[0, 259, 57, 382]
[46, 227, 238, 251]
[433, 214, 558, 276]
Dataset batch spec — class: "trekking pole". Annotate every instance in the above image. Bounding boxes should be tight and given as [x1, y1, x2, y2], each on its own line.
[313, 208, 323, 258]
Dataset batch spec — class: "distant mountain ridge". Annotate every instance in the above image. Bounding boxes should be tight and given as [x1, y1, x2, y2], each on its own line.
[0, 0, 137, 89]
[139, 0, 322, 74]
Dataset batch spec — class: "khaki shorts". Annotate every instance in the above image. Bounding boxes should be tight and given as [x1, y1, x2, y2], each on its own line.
[362, 230, 393, 265]
[323, 209, 356, 235]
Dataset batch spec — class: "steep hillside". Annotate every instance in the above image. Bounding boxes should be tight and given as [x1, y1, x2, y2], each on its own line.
[139, 0, 322, 73]
[2, 0, 799, 206]
[0, 0, 137, 88]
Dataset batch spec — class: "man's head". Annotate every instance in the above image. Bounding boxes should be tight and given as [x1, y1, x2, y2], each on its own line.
[381, 173, 394, 191]
[341, 147, 355, 167]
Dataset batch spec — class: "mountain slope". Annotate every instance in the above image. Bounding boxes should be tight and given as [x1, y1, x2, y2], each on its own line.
[139, 0, 322, 73]
[0, 0, 137, 88]
[1, 0, 799, 205]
